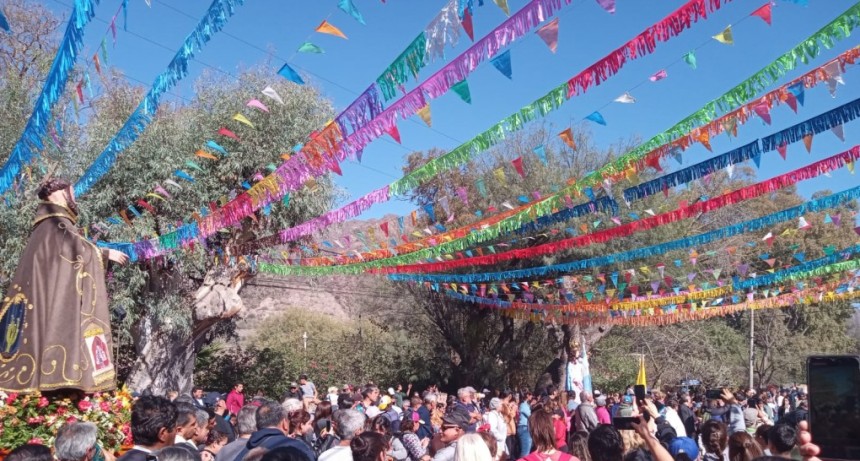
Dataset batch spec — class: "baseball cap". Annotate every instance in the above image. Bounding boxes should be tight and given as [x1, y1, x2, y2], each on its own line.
[290, 382, 298, 388]
[668, 437, 699, 460]
[442, 408, 470, 430]
[388, 387, 396, 395]
[379, 395, 393, 410]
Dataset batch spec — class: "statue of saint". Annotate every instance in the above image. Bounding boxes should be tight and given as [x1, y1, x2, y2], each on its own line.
[0, 178, 127, 393]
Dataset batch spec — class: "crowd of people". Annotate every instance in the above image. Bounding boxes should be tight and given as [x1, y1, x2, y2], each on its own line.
[3, 378, 823, 461]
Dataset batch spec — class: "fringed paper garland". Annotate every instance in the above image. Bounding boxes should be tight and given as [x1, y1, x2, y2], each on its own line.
[762, 96, 860, 151]
[0, 0, 99, 195]
[734, 249, 860, 290]
[377, 33, 428, 101]
[73, 0, 246, 196]
[386, 185, 860, 283]
[623, 141, 761, 202]
[103, 4, 860, 262]
[490, 288, 860, 326]
[252, 145, 859, 276]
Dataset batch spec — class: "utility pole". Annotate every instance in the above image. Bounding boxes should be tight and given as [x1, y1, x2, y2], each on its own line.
[749, 307, 755, 390]
[302, 331, 308, 371]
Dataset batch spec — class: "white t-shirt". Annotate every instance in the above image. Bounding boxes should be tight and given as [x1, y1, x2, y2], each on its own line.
[320, 445, 353, 461]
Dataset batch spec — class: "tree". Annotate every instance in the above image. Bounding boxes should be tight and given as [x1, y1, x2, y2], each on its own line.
[1, 1, 340, 393]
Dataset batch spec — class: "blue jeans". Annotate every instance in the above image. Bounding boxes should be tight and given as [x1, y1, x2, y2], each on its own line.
[517, 425, 532, 458]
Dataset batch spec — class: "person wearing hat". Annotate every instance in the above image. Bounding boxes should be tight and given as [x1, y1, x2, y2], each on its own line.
[282, 382, 304, 402]
[0, 177, 129, 393]
[432, 408, 470, 461]
[379, 395, 402, 433]
[668, 436, 700, 461]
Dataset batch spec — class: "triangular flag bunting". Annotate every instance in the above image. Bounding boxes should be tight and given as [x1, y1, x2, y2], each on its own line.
[614, 92, 635, 103]
[559, 128, 576, 150]
[338, 0, 366, 25]
[803, 133, 813, 153]
[262, 86, 285, 104]
[490, 50, 512, 79]
[650, 69, 668, 82]
[594, 0, 615, 14]
[316, 20, 348, 39]
[712, 26, 733, 45]
[777, 142, 787, 160]
[753, 103, 771, 125]
[536, 18, 559, 53]
[417, 104, 432, 127]
[511, 157, 525, 179]
[832, 124, 845, 142]
[247, 99, 269, 112]
[278, 64, 304, 84]
[297, 42, 325, 54]
[585, 111, 606, 126]
[462, 8, 474, 41]
[750, 3, 772, 25]
[233, 113, 255, 128]
[218, 127, 239, 141]
[683, 51, 697, 70]
[451, 80, 472, 104]
[387, 125, 401, 144]
[493, 0, 510, 16]
[787, 82, 805, 106]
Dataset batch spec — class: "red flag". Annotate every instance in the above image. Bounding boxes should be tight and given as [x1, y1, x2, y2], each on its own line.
[136, 199, 156, 214]
[387, 125, 401, 143]
[461, 8, 474, 41]
[380, 221, 389, 237]
[511, 157, 525, 179]
[784, 91, 798, 113]
[753, 102, 771, 125]
[803, 133, 813, 153]
[93, 54, 102, 74]
[218, 127, 240, 141]
[750, 3, 772, 25]
[327, 160, 343, 176]
[777, 142, 787, 160]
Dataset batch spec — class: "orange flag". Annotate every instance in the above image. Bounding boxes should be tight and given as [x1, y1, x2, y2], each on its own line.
[803, 133, 813, 153]
[196, 150, 219, 160]
[697, 130, 712, 152]
[315, 20, 348, 39]
[559, 128, 576, 150]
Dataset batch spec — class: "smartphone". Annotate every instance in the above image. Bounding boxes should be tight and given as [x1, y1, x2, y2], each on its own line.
[326, 420, 332, 432]
[706, 389, 723, 400]
[807, 355, 860, 460]
[613, 417, 639, 431]
[634, 384, 646, 402]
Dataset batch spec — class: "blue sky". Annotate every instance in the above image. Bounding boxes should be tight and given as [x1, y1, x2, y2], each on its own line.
[44, 0, 860, 222]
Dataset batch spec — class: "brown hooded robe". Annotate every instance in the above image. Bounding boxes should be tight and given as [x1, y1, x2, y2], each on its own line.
[0, 201, 116, 393]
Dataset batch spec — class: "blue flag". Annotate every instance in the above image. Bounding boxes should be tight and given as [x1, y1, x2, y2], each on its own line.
[490, 50, 513, 79]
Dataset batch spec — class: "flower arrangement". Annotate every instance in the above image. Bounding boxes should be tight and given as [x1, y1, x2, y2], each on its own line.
[0, 388, 133, 454]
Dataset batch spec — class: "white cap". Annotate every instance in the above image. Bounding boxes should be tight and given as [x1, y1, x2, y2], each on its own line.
[388, 387, 395, 395]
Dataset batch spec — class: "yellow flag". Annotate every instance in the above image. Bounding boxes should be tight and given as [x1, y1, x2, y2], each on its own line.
[636, 356, 647, 386]
[493, 168, 506, 184]
[712, 25, 733, 45]
[315, 20, 348, 39]
[233, 113, 255, 128]
[493, 0, 510, 15]
[417, 104, 432, 127]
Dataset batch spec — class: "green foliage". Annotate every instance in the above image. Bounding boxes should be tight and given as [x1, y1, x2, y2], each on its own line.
[195, 308, 433, 396]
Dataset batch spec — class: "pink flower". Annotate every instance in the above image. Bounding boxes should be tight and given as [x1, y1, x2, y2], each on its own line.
[57, 406, 67, 416]
[100, 401, 111, 412]
[28, 437, 44, 445]
[66, 415, 78, 423]
[77, 399, 92, 412]
[5, 392, 18, 405]
[37, 396, 49, 408]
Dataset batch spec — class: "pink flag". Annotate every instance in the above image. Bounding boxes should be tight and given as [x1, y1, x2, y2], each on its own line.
[650, 70, 668, 82]
[753, 103, 771, 125]
[594, 0, 615, 13]
[750, 3, 772, 25]
[456, 186, 469, 205]
[536, 18, 559, 53]
[246, 99, 270, 112]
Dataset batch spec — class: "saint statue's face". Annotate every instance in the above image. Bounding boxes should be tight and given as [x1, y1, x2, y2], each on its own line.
[48, 186, 79, 216]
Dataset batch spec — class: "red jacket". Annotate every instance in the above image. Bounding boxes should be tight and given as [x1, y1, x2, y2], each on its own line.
[553, 417, 567, 449]
[226, 390, 244, 416]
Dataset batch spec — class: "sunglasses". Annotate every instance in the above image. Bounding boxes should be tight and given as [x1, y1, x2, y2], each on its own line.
[442, 425, 461, 431]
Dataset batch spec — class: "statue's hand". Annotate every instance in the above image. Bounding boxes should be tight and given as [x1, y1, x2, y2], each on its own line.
[107, 249, 129, 265]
